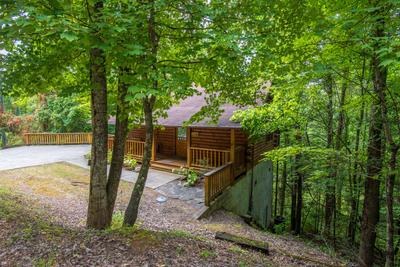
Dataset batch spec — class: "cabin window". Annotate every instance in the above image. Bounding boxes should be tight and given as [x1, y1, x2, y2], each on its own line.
[177, 127, 187, 141]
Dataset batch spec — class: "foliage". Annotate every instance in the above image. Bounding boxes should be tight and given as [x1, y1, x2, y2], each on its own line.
[107, 150, 113, 165]
[173, 167, 200, 187]
[84, 152, 91, 161]
[5, 132, 24, 147]
[36, 96, 90, 133]
[123, 155, 137, 170]
[0, 112, 37, 134]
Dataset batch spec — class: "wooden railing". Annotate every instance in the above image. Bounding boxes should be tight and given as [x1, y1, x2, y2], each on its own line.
[24, 133, 145, 160]
[233, 145, 246, 177]
[107, 136, 145, 160]
[204, 162, 234, 206]
[24, 133, 92, 145]
[189, 147, 231, 168]
[125, 139, 145, 159]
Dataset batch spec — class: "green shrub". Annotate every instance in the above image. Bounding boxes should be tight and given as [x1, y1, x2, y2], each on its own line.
[84, 152, 92, 160]
[107, 150, 113, 164]
[37, 95, 90, 133]
[173, 167, 199, 186]
[124, 155, 138, 170]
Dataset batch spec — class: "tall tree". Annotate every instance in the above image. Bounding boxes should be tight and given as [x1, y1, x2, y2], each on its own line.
[86, 1, 109, 229]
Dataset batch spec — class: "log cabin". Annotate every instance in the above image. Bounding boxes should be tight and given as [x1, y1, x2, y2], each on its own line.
[109, 89, 279, 211]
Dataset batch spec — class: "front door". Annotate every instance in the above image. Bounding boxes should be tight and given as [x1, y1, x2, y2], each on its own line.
[176, 127, 187, 158]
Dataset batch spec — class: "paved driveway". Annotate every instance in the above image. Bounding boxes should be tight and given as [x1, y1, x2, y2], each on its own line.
[0, 145, 180, 189]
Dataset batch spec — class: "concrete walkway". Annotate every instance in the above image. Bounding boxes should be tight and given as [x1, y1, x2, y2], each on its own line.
[0, 145, 180, 189]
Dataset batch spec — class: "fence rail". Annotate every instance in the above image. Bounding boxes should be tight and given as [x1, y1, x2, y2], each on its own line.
[24, 133, 92, 145]
[204, 162, 234, 206]
[189, 147, 231, 169]
[24, 133, 146, 160]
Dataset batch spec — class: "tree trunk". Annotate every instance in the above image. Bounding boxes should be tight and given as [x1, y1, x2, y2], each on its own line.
[123, 0, 158, 226]
[335, 73, 347, 211]
[359, 103, 383, 267]
[374, 46, 398, 267]
[294, 153, 303, 235]
[279, 134, 288, 217]
[348, 59, 366, 243]
[290, 161, 297, 232]
[324, 74, 335, 236]
[86, 1, 109, 230]
[359, 5, 386, 266]
[123, 96, 155, 226]
[293, 130, 303, 235]
[385, 145, 399, 267]
[105, 69, 129, 226]
[279, 161, 287, 217]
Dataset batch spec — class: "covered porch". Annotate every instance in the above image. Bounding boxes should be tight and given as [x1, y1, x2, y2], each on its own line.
[109, 126, 247, 206]
[119, 126, 246, 175]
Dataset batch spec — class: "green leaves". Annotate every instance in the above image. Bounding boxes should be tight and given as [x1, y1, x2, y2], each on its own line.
[60, 32, 78, 42]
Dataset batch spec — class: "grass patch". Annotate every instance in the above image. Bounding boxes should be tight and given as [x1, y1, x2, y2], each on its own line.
[199, 249, 217, 258]
[228, 245, 247, 255]
[104, 211, 138, 237]
[33, 255, 56, 267]
[164, 229, 193, 238]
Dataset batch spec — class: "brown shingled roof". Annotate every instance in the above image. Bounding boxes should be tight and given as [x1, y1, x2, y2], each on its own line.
[109, 88, 245, 128]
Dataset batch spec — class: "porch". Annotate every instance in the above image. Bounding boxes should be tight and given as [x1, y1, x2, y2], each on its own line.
[120, 126, 247, 174]
[111, 126, 248, 206]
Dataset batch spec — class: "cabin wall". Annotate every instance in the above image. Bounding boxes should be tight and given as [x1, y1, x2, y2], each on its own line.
[155, 127, 176, 156]
[190, 128, 230, 150]
[127, 127, 145, 141]
[190, 128, 247, 150]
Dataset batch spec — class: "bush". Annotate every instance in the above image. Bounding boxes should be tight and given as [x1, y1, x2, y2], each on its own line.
[0, 113, 37, 135]
[123, 155, 138, 170]
[107, 150, 113, 164]
[173, 167, 200, 186]
[37, 96, 90, 133]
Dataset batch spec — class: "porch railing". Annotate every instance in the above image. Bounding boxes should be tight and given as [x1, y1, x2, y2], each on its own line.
[204, 162, 234, 206]
[107, 136, 145, 160]
[189, 147, 231, 168]
[24, 133, 92, 145]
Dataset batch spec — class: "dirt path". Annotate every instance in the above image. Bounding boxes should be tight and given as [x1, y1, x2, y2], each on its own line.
[0, 163, 349, 266]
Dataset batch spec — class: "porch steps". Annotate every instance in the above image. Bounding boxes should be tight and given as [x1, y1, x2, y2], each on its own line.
[150, 161, 182, 172]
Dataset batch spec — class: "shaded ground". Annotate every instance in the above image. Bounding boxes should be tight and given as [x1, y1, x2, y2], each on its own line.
[0, 163, 349, 266]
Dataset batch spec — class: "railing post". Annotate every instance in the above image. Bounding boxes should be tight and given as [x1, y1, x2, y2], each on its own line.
[186, 127, 191, 167]
[204, 176, 210, 206]
[151, 131, 156, 161]
[230, 128, 235, 163]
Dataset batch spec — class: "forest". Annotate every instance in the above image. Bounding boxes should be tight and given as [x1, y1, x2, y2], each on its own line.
[1, 1, 400, 266]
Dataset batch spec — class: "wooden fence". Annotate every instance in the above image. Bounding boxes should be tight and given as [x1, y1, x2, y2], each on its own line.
[204, 162, 234, 206]
[24, 133, 92, 145]
[189, 147, 231, 169]
[24, 133, 146, 160]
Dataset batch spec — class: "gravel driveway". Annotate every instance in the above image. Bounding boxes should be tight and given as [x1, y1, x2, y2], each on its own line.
[0, 145, 180, 189]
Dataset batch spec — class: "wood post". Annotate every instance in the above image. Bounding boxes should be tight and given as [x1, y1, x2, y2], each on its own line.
[230, 128, 235, 163]
[151, 129, 156, 161]
[204, 175, 209, 206]
[187, 127, 191, 167]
